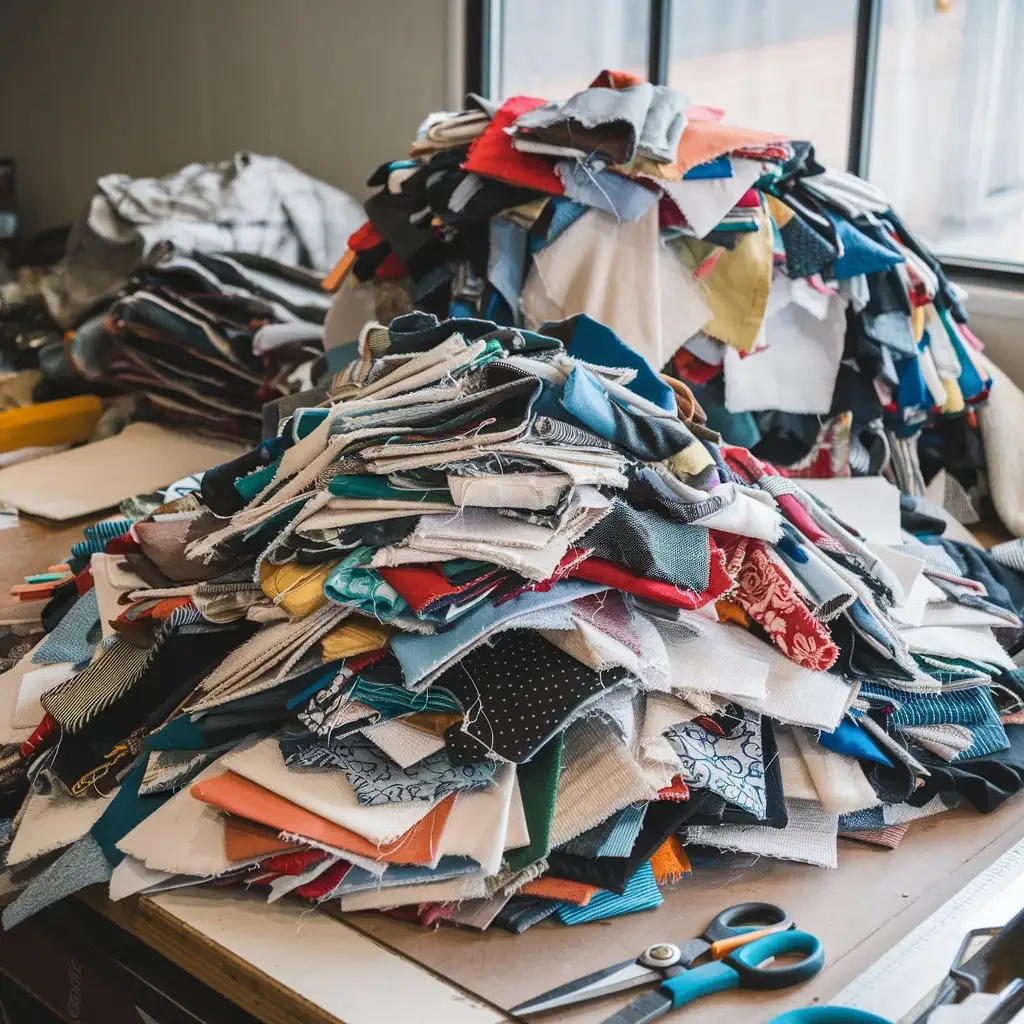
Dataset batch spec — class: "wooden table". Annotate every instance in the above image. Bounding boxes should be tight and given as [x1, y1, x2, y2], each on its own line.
[3, 512, 1024, 1023]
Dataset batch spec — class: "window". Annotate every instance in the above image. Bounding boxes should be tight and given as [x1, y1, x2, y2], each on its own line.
[469, 0, 1024, 273]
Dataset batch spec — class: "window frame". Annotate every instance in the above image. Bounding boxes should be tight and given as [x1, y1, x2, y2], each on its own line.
[463, 0, 1020, 279]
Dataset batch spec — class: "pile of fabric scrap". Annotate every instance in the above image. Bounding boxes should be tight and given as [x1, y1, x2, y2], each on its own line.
[66, 251, 335, 442]
[1, 311, 1023, 935]
[0, 153, 365, 448]
[326, 69, 992, 528]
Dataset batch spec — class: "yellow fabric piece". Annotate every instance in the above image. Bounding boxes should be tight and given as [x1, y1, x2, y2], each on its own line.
[321, 616, 393, 661]
[696, 205, 774, 352]
[764, 194, 795, 228]
[499, 196, 550, 230]
[666, 440, 715, 479]
[0, 394, 103, 453]
[942, 378, 966, 415]
[259, 560, 338, 619]
[912, 304, 926, 343]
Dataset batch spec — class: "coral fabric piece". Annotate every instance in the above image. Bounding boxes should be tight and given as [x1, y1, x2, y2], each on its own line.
[521, 877, 600, 906]
[463, 96, 566, 195]
[568, 544, 731, 611]
[675, 120, 789, 175]
[378, 564, 494, 615]
[191, 771, 453, 865]
[223, 817, 302, 862]
[840, 824, 908, 850]
[650, 834, 692, 884]
[717, 534, 840, 671]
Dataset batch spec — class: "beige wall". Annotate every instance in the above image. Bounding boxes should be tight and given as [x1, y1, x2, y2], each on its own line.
[0, 0, 459, 234]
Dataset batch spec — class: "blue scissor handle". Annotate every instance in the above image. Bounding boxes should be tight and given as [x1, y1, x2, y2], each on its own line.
[661, 931, 825, 1010]
[768, 1009, 893, 1023]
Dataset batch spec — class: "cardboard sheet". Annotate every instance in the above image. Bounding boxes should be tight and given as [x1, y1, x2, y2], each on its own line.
[0, 423, 245, 520]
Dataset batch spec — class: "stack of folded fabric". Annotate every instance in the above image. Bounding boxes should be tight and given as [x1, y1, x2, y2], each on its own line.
[1, 311, 1023, 935]
[327, 68, 990, 521]
[66, 251, 333, 442]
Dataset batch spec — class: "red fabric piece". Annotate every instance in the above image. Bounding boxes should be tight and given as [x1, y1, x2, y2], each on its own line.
[260, 849, 328, 876]
[735, 189, 761, 209]
[568, 542, 732, 611]
[344, 648, 388, 675]
[378, 564, 498, 615]
[670, 349, 723, 387]
[113, 596, 194, 629]
[295, 860, 351, 900]
[20, 713, 56, 759]
[375, 251, 407, 279]
[657, 775, 691, 802]
[348, 221, 385, 252]
[103, 533, 140, 554]
[716, 533, 839, 671]
[75, 566, 95, 596]
[589, 69, 645, 89]
[659, 195, 689, 229]
[463, 96, 566, 196]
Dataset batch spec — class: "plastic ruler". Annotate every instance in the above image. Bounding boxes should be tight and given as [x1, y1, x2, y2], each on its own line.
[833, 835, 1024, 1022]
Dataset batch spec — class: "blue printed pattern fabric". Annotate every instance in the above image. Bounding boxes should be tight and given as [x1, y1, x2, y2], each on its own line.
[286, 733, 496, 806]
[665, 710, 767, 819]
[31, 589, 101, 668]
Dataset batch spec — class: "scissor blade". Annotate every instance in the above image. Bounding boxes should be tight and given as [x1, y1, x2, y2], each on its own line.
[512, 960, 660, 1015]
[600, 989, 673, 1024]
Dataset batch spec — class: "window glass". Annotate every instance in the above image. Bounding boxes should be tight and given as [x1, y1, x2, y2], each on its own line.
[496, 0, 648, 101]
[667, 0, 859, 168]
[868, 0, 1024, 266]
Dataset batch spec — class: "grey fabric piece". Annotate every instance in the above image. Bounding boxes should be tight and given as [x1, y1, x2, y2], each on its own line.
[2, 836, 112, 929]
[39, 153, 364, 326]
[990, 539, 1024, 575]
[514, 83, 685, 164]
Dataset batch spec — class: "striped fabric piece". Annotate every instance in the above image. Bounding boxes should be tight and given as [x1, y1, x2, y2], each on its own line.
[555, 860, 663, 925]
[990, 539, 1024, 575]
[41, 604, 203, 733]
[70, 518, 134, 560]
[887, 433, 926, 497]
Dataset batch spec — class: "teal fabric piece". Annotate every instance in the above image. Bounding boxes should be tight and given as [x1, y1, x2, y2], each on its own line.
[323, 546, 410, 619]
[235, 460, 280, 501]
[70, 517, 135, 560]
[293, 408, 330, 440]
[90, 759, 171, 867]
[2, 836, 112, 929]
[349, 678, 461, 716]
[596, 802, 648, 857]
[555, 860, 663, 925]
[328, 475, 449, 502]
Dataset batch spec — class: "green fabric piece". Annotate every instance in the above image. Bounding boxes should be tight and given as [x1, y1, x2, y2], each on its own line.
[505, 733, 564, 873]
[328, 475, 449, 502]
[349, 678, 461, 717]
[235, 459, 280, 501]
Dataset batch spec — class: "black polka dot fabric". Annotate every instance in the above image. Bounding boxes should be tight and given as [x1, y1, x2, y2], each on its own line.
[437, 630, 630, 764]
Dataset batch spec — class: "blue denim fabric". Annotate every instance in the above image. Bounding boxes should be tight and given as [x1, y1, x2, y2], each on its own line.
[488, 217, 528, 327]
[826, 210, 905, 280]
[556, 160, 659, 222]
[528, 198, 588, 255]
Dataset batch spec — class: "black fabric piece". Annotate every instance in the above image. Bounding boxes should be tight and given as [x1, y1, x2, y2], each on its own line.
[911, 725, 1024, 813]
[362, 190, 447, 281]
[919, 416, 986, 492]
[830, 360, 885, 425]
[492, 897, 560, 934]
[826, 612, 914, 683]
[900, 494, 948, 536]
[546, 790, 723, 894]
[439, 631, 630, 764]
[199, 440, 281, 517]
[50, 622, 256, 791]
[386, 311, 497, 356]
[40, 579, 81, 634]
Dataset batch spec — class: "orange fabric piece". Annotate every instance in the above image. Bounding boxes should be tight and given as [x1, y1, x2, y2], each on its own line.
[675, 120, 789, 175]
[223, 816, 303, 862]
[715, 600, 751, 629]
[521, 877, 601, 906]
[322, 248, 356, 292]
[657, 775, 691, 802]
[650, 835, 692, 886]
[191, 771, 453, 865]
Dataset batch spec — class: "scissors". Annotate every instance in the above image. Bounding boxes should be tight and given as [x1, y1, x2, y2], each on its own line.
[512, 902, 814, 1018]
